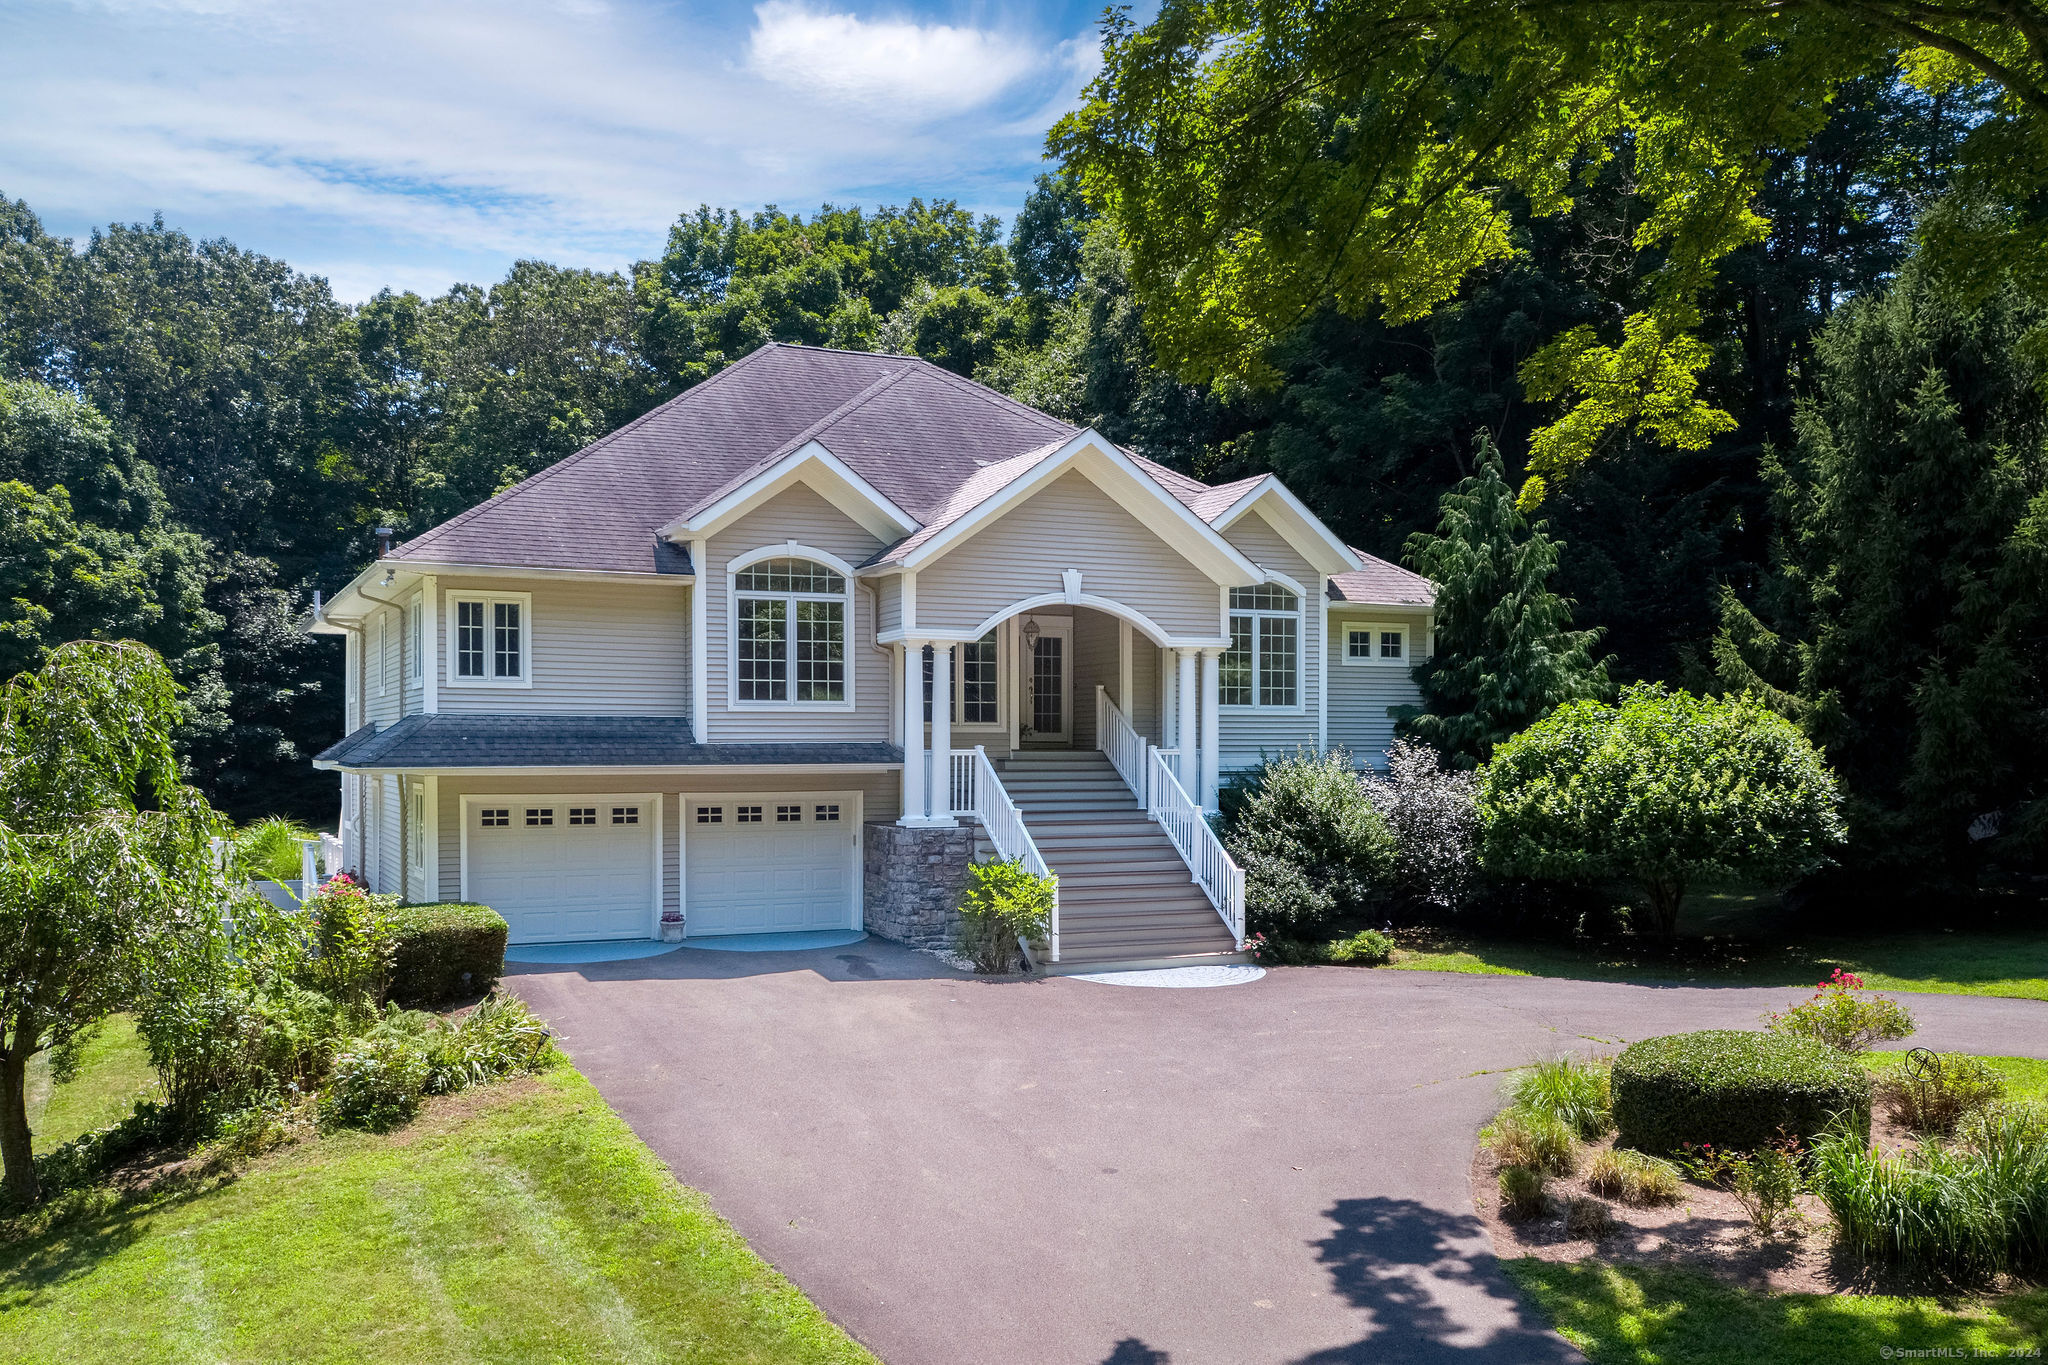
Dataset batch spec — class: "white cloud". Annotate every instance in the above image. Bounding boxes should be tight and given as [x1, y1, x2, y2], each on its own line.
[746, 1, 1041, 113]
[3, 0, 1099, 300]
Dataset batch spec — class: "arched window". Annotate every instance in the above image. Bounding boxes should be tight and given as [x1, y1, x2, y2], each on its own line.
[731, 555, 850, 705]
[1221, 583, 1299, 708]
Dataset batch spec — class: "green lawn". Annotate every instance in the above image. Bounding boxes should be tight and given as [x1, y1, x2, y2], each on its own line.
[1384, 886, 2048, 1001]
[3, 1040, 875, 1363]
[1860, 1050, 2048, 1102]
[24, 1016, 161, 1154]
[1505, 1261, 2047, 1364]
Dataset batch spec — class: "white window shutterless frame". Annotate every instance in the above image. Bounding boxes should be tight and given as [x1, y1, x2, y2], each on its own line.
[444, 591, 533, 688]
[725, 550, 856, 711]
[1341, 622, 1410, 665]
[1221, 584, 1302, 709]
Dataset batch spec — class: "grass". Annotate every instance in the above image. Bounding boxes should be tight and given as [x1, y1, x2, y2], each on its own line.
[1383, 886, 2048, 1001]
[2, 1030, 875, 1364]
[24, 1017, 161, 1154]
[1504, 1260, 2048, 1363]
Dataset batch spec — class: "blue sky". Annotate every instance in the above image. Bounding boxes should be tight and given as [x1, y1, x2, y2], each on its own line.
[2, 1, 1110, 301]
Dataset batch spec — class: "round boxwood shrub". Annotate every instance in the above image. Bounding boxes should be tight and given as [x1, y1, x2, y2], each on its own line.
[1612, 1029, 1870, 1155]
[386, 902, 509, 1006]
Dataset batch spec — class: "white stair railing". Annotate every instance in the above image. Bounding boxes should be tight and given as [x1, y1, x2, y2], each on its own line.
[1094, 685, 1148, 808]
[1144, 745, 1247, 947]
[949, 745, 1060, 962]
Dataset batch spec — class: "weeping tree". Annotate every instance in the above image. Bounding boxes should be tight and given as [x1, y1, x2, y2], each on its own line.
[0, 640, 229, 1205]
[1395, 437, 1609, 765]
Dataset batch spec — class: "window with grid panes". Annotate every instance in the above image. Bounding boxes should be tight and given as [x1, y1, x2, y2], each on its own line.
[1222, 584, 1299, 707]
[734, 557, 846, 703]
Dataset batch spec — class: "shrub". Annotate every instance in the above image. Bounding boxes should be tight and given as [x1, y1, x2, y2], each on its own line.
[137, 978, 341, 1115]
[1477, 685, 1844, 937]
[1225, 749, 1395, 935]
[1764, 969, 1915, 1053]
[1484, 1108, 1577, 1175]
[1324, 928, 1394, 965]
[1585, 1148, 1682, 1206]
[423, 995, 558, 1092]
[25, 1102, 184, 1203]
[1510, 1056, 1612, 1140]
[1811, 1122, 2048, 1281]
[1499, 1164, 1549, 1219]
[308, 880, 400, 1009]
[1876, 1051, 2006, 1135]
[1960, 1100, 2048, 1151]
[1611, 1029, 1870, 1156]
[1678, 1137, 1807, 1234]
[956, 858, 1055, 974]
[1360, 740, 1479, 913]
[386, 902, 508, 1005]
[319, 1034, 430, 1132]
[1564, 1195, 1617, 1240]
[232, 816, 316, 885]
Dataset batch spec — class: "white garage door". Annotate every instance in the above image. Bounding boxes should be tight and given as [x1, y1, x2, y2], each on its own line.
[467, 797, 656, 944]
[686, 794, 857, 935]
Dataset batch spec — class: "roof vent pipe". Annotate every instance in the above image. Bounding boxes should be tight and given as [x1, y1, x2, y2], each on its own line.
[374, 526, 393, 558]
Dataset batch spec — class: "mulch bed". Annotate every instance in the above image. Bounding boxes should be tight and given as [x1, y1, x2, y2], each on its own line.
[1470, 1113, 2024, 1300]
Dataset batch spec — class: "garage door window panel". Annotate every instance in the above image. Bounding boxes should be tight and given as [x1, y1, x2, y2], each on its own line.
[466, 794, 656, 945]
[685, 793, 858, 936]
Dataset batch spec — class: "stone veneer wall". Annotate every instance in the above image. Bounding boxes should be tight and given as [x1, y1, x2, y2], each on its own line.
[864, 821, 976, 949]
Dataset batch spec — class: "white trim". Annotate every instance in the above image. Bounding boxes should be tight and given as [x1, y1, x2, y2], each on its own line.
[902, 570, 917, 632]
[319, 761, 903, 776]
[443, 589, 535, 689]
[425, 774, 440, 899]
[1316, 577, 1329, 751]
[723, 544, 857, 714]
[1340, 621, 1412, 667]
[422, 575, 439, 714]
[374, 613, 387, 697]
[1118, 620, 1133, 715]
[882, 590, 1229, 650]
[896, 429, 1262, 585]
[1210, 477, 1364, 574]
[680, 787, 865, 936]
[660, 441, 919, 543]
[459, 791, 662, 938]
[689, 539, 709, 738]
[406, 593, 424, 687]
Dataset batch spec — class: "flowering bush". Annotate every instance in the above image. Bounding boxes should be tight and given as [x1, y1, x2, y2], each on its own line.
[1764, 969, 1916, 1053]
[306, 880, 400, 1010]
[1677, 1136, 1807, 1234]
[1360, 740, 1479, 913]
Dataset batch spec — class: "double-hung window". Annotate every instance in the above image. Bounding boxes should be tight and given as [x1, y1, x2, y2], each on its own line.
[406, 596, 423, 682]
[447, 591, 531, 686]
[922, 630, 1000, 725]
[1221, 584, 1300, 708]
[733, 556, 847, 705]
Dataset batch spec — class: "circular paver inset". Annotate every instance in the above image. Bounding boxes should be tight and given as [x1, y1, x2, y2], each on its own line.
[1069, 963, 1266, 988]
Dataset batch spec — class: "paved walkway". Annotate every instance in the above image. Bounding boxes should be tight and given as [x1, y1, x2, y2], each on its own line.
[508, 942, 2047, 1365]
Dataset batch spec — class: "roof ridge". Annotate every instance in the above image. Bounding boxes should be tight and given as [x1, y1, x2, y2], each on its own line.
[668, 364, 918, 524]
[890, 352, 1076, 439]
[394, 342, 785, 559]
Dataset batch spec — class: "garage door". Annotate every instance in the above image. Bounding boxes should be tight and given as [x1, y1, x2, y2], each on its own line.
[686, 795, 856, 935]
[467, 797, 656, 944]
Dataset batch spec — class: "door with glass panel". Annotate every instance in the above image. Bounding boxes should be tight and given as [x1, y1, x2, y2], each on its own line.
[1019, 616, 1071, 744]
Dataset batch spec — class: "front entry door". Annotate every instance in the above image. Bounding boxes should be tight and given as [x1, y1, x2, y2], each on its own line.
[1022, 617, 1072, 744]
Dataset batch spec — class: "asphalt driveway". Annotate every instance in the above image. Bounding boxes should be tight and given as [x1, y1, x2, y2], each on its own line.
[509, 943, 2048, 1365]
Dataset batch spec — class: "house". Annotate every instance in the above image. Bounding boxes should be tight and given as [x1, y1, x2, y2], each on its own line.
[311, 344, 1434, 970]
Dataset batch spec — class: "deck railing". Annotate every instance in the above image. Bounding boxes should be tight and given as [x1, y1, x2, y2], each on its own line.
[1094, 686, 1148, 808]
[1144, 746, 1247, 947]
[949, 745, 1059, 962]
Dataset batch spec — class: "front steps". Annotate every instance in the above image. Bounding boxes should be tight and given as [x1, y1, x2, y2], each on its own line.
[991, 750, 1245, 973]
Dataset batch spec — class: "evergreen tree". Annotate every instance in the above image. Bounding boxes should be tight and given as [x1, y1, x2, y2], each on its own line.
[1717, 256, 2048, 892]
[1396, 437, 1609, 765]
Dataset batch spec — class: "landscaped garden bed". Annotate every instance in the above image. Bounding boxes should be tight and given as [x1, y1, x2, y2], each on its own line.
[1471, 975, 2048, 1359]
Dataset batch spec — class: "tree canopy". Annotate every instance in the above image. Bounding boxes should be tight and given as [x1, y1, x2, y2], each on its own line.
[1051, 0, 2046, 503]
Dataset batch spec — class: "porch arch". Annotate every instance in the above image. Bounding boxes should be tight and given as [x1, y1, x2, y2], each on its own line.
[956, 590, 1222, 649]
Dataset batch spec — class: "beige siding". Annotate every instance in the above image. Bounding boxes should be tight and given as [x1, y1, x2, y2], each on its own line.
[704, 484, 893, 743]
[915, 471, 1224, 640]
[1129, 637, 1160, 744]
[1326, 608, 1432, 766]
[374, 772, 401, 894]
[436, 577, 689, 716]
[433, 769, 901, 909]
[400, 594, 425, 718]
[367, 605, 402, 727]
[1218, 508, 1323, 767]
[1070, 608, 1120, 749]
[874, 575, 903, 636]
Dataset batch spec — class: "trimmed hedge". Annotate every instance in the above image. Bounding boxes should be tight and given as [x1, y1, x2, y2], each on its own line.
[387, 902, 508, 1006]
[1613, 1029, 1870, 1155]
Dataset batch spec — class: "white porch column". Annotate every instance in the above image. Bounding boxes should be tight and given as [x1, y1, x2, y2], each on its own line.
[1175, 647, 1198, 791]
[899, 640, 927, 825]
[929, 643, 954, 823]
[1199, 647, 1222, 812]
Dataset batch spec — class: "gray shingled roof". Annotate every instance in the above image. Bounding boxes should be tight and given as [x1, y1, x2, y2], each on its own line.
[384, 341, 1425, 599]
[1329, 551, 1436, 607]
[313, 715, 902, 769]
